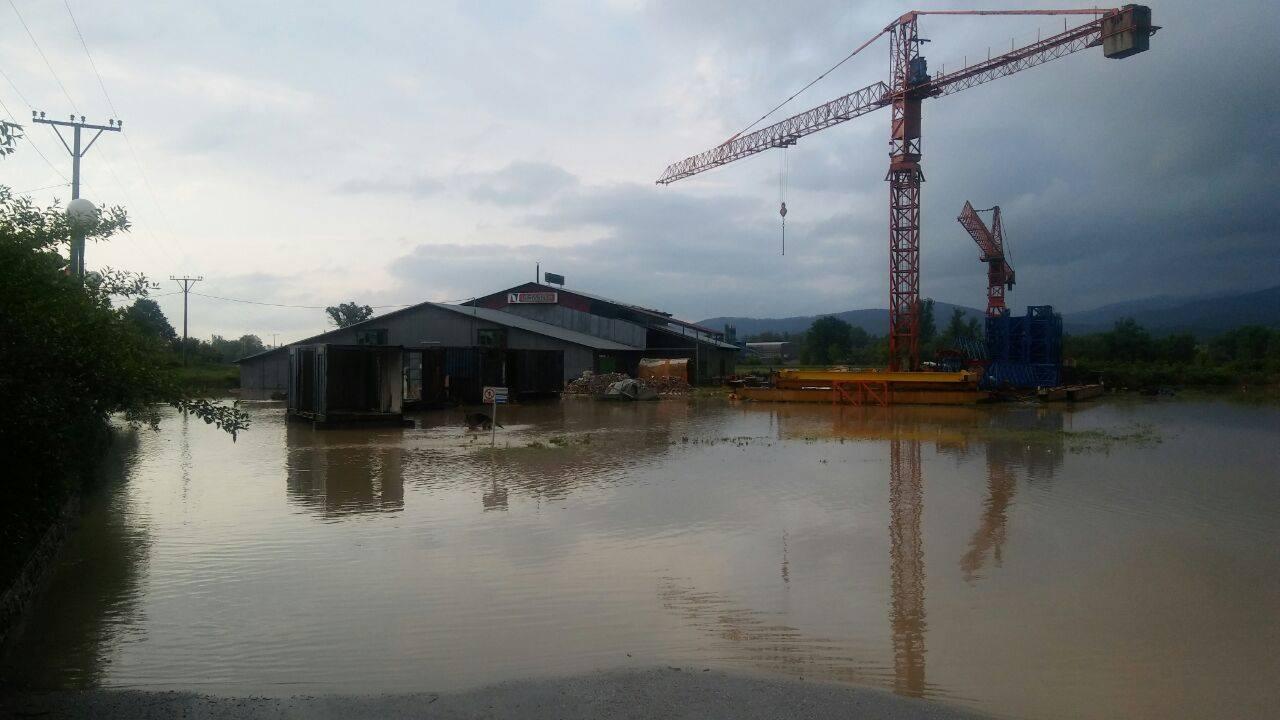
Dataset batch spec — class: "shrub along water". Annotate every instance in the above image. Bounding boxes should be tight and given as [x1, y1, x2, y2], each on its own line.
[0, 187, 248, 592]
[1065, 318, 1280, 388]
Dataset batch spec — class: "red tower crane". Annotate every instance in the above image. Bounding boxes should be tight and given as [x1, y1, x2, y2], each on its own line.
[957, 201, 1014, 317]
[657, 6, 1155, 370]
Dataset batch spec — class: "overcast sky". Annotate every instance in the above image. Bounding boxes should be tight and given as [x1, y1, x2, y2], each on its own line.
[2, 0, 1276, 343]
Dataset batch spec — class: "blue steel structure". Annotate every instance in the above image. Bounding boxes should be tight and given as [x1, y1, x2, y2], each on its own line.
[983, 305, 1062, 388]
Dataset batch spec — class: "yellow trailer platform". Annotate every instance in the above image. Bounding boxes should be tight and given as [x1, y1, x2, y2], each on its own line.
[738, 369, 988, 406]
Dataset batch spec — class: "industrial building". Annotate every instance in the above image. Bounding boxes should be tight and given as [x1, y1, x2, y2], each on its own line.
[745, 341, 795, 363]
[237, 283, 739, 402]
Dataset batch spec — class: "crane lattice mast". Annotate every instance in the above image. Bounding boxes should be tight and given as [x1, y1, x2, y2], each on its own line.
[657, 6, 1155, 370]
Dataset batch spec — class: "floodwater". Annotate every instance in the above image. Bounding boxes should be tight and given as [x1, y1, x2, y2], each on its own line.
[3, 397, 1278, 719]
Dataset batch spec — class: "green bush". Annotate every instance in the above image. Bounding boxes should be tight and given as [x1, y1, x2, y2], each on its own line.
[0, 188, 248, 589]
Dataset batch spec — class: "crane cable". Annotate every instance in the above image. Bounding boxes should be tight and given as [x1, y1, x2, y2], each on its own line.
[722, 25, 889, 146]
[778, 147, 788, 256]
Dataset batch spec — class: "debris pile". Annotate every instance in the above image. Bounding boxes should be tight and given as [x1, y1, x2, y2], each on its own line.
[565, 371, 691, 396]
[642, 375, 692, 395]
[565, 372, 630, 395]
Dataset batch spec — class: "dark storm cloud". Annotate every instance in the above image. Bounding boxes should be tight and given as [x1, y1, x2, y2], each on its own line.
[639, 0, 1280, 312]
[389, 174, 886, 320]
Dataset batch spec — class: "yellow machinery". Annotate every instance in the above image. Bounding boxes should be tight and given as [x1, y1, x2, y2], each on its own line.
[739, 369, 987, 406]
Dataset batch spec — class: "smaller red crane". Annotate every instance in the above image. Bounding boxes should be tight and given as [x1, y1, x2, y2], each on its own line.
[957, 201, 1014, 317]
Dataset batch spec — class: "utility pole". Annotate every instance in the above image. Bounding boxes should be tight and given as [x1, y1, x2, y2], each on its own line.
[171, 275, 203, 366]
[32, 112, 122, 276]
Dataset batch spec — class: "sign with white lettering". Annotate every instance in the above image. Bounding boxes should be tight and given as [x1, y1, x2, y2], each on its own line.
[482, 386, 509, 404]
[507, 291, 557, 304]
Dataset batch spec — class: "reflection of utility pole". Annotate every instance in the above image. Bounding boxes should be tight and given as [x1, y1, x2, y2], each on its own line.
[171, 275, 203, 366]
[889, 437, 926, 697]
[32, 112, 121, 275]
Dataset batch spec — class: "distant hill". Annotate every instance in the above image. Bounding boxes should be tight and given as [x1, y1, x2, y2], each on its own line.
[701, 301, 985, 338]
[1063, 285, 1280, 336]
[701, 286, 1280, 340]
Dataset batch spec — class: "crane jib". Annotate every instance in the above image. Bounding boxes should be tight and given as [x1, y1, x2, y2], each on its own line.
[654, 5, 1155, 370]
[655, 8, 1154, 186]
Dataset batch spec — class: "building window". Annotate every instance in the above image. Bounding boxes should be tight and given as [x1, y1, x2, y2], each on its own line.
[477, 328, 507, 348]
[356, 328, 388, 345]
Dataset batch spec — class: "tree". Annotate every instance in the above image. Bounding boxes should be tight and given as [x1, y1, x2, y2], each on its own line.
[237, 334, 266, 357]
[1103, 317, 1156, 362]
[802, 316, 853, 365]
[919, 298, 936, 345]
[0, 121, 21, 159]
[939, 307, 982, 347]
[1, 185, 247, 588]
[326, 301, 373, 328]
[208, 334, 266, 362]
[1160, 333, 1196, 365]
[123, 297, 177, 344]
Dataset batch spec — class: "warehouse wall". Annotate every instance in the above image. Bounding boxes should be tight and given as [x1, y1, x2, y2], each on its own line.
[239, 352, 289, 400]
[238, 304, 603, 395]
[499, 304, 647, 348]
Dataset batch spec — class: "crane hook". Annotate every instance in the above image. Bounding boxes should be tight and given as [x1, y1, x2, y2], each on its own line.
[779, 202, 787, 256]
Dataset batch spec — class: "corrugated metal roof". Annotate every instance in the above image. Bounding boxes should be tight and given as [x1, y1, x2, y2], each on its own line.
[650, 324, 742, 351]
[236, 299, 641, 364]
[486, 282, 727, 337]
[427, 303, 640, 351]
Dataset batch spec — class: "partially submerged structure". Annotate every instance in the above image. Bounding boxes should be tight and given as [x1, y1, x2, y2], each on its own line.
[237, 283, 739, 403]
[474, 282, 740, 383]
[288, 344, 409, 428]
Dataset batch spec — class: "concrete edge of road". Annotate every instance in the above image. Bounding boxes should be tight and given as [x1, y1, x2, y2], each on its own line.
[2, 667, 992, 719]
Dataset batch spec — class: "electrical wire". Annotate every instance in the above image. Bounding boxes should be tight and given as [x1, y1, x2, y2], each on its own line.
[8, 0, 79, 114]
[0, 87, 70, 182]
[62, 0, 114, 117]
[188, 291, 473, 310]
[63, 0, 179, 248]
[13, 181, 70, 194]
[6, 0, 174, 271]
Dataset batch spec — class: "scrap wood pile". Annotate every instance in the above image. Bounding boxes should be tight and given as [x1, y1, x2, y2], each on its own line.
[565, 371, 691, 396]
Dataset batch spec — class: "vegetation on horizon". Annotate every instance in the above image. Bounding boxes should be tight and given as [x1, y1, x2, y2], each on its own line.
[743, 302, 1277, 388]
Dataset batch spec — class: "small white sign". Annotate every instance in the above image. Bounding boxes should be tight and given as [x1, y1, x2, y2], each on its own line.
[482, 386, 509, 404]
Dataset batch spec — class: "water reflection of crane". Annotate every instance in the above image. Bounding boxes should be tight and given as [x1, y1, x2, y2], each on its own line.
[889, 437, 926, 696]
[950, 409, 1064, 581]
[658, 427, 935, 698]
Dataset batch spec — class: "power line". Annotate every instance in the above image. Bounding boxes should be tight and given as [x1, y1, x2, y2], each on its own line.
[0, 66, 33, 107]
[62, 0, 178, 247]
[8, 0, 80, 114]
[62, 0, 115, 116]
[14, 181, 70, 194]
[188, 291, 470, 310]
[0, 88, 70, 182]
[9, 0, 173, 272]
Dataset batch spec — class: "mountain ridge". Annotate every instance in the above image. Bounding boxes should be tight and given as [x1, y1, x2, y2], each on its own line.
[700, 286, 1280, 339]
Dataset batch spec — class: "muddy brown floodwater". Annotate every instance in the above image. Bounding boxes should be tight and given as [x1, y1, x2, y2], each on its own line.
[2, 397, 1278, 719]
